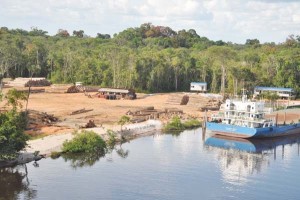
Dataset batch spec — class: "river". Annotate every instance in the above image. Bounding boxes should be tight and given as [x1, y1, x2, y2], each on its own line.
[1, 129, 300, 200]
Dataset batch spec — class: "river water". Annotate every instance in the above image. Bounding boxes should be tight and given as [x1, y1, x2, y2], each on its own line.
[1, 129, 300, 200]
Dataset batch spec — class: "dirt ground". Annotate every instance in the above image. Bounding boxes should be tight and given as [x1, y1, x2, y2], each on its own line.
[1, 86, 299, 136]
[1, 87, 205, 135]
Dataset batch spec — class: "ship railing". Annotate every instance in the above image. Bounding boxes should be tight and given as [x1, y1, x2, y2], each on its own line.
[224, 115, 268, 123]
[212, 113, 274, 124]
[220, 109, 266, 114]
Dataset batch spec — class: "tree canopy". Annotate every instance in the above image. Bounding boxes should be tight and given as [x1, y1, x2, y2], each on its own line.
[0, 24, 299, 96]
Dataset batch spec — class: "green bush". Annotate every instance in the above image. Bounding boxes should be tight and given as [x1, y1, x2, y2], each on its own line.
[0, 110, 28, 158]
[62, 130, 106, 153]
[163, 116, 185, 131]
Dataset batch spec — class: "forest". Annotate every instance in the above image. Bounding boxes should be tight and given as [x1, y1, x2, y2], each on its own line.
[0, 23, 300, 96]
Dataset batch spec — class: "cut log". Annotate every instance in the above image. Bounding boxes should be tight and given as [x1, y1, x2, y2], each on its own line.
[70, 108, 93, 115]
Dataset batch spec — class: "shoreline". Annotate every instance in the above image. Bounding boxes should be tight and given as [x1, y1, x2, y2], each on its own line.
[24, 119, 163, 156]
[0, 120, 163, 168]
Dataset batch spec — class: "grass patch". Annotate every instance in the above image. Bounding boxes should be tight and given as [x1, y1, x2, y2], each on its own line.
[163, 116, 202, 132]
[183, 119, 202, 129]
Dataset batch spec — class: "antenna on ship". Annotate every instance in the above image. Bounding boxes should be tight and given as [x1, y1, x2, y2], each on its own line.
[241, 88, 247, 102]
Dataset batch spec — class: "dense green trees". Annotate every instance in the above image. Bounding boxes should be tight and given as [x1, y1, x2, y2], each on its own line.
[0, 24, 300, 96]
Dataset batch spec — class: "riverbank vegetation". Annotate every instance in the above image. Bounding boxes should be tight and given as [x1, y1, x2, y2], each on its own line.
[62, 130, 106, 153]
[0, 24, 299, 96]
[51, 129, 125, 168]
[0, 89, 29, 160]
[163, 116, 201, 132]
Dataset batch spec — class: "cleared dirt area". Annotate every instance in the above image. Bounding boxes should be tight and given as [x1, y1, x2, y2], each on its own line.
[1, 86, 299, 136]
[1, 86, 213, 135]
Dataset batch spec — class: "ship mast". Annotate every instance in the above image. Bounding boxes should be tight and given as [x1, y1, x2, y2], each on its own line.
[241, 88, 247, 102]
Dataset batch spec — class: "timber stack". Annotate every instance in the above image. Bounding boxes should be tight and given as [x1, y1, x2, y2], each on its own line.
[7, 77, 50, 87]
[126, 106, 183, 123]
[66, 85, 80, 93]
[25, 79, 51, 87]
[27, 110, 58, 125]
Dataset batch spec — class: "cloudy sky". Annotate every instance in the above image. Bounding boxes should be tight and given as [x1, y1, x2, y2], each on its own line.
[1, 0, 300, 44]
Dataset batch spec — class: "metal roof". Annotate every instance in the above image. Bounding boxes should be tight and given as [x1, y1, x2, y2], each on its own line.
[191, 82, 207, 85]
[254, 86, 294, 92]
[98, 88, 131, 93]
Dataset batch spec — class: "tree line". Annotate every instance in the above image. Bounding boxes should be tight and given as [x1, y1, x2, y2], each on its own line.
[0, 23, 300, 96]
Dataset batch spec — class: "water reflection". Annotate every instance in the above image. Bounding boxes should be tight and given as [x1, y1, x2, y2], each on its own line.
[61, 151, 105, 169]
[60, 145, 130, 168]
[0, 165, 37, 199]
[204, 134, 300, 185]
[115, 146, 129, 159]
[205, 134, 300, 155]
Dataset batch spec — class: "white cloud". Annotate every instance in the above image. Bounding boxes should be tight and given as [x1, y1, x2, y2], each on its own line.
[0, 0, 300, 43]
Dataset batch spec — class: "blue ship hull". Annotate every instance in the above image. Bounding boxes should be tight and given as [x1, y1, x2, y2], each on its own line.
[206, 122, 300, 138]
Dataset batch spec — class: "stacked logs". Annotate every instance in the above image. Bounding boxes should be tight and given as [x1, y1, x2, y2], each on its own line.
[27, 110, 58, 125]
[80, 120, 96, 128]
[127, 106, 183, 123]
[66, 85, 80, 93]
[25, 79, 51, 87]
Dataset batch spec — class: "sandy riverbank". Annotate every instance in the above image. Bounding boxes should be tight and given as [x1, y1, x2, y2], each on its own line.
[24, 120, 163, 155]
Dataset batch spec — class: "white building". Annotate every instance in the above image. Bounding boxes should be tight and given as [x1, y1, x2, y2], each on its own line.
[190, 82, 207, 92]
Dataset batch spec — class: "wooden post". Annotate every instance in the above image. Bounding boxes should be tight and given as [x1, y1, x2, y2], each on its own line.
[284, 112, 286, 125]
[275, 113, 278, 127]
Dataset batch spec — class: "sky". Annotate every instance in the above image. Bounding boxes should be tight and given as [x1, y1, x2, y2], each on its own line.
[1, 0, 300, 44]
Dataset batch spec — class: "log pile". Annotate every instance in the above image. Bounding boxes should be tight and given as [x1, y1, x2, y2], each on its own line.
[165, 93, 222, 111]
[80, 120, 96, 128]
[165, 93, 184, 105]
[126, 106, 184, 123]
[66, 85, 80, 93]
[41, 114, 58, 124]
[25, 79, 51, 87]
[165, 93, 192, 105]
[7, 77, 47, 87]
[181, 95, 189, 105]
[199, 99, 222, 111]
[27, 110, 58, 125]
[70, 108, 93, 115]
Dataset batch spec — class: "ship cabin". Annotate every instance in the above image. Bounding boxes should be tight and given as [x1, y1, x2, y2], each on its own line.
[220, 98, 274, 128]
